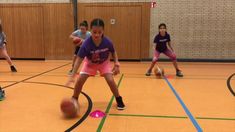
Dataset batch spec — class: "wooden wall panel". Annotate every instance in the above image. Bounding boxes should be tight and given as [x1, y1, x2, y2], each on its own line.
[0, 0, 69, 3]
[0, 4, 44, 58]
[78, 2, 150, 60]
[0, 6, 14, 55]
[0, 3, 74, 59]
[141, 3, 150, 59]
[43, 3, 74, 59]
[0, 2, 150, 60]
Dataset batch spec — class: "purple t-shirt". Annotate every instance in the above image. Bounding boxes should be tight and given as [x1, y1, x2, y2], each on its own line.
[154, 32, 171, 52]
[78, 36, 115, 64]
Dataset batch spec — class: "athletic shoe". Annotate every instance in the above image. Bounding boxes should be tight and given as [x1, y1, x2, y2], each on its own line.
[116, 96, 125, 110]
[145, 70, 152, 76]
[0, 87, 5, 101]
[176, 70, 183, 77]
[10, 66, 17, 72]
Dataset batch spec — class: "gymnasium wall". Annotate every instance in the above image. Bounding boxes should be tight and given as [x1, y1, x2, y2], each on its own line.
[0, 0, 150, 60]
[0, 2, 74, 59]
[0, 0, 69, 3]
[0, 0, 235, 60]
[78, 0, 235, 60]
[77, 2, 150, 59]
[150, 0, 235, 60]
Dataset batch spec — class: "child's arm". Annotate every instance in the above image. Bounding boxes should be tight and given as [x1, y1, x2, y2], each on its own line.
[66, 57, 84, 86]
[167, 41, 174, 52]
[69, 31, 83, 40]
[69, 34, 77, 39]
[112, 51, 119, 65]
[3, 32, 7, 44]
[70, 34, 84, 46]
[111, 52, 120, 75]
[71, 56, 83, 76]
[152, 43, 156, 50]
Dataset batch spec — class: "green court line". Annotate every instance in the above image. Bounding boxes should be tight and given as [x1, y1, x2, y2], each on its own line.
[109, 113, 187, 119]
[196, 117, 235, 121]
[108, 113, 235, 121]
[96, 74, 124, 132]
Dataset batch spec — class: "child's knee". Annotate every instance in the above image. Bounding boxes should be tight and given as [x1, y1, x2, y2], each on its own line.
[2, 54, 8, 59]
[170, 54, 177, 61]
[152, 57, 158, 62]
[106, 76, 114, 83]
[3, 54, 10, 59]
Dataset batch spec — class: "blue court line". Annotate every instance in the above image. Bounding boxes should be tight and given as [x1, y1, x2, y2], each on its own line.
[163, 77, 203, 132]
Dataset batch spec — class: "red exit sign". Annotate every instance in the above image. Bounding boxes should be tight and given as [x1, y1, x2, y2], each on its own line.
[151, 1, 157, 8]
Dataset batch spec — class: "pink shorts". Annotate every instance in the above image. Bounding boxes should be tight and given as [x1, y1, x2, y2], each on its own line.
[80, 59, 112, 76]
[153, 48, 177, 61]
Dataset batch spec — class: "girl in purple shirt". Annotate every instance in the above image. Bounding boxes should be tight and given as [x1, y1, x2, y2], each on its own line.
[146, 23, 183, 77]
[66, 18, 125, 110]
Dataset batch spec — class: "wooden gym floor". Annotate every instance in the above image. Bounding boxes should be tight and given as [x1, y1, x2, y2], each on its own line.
[0, 60, 234, 132]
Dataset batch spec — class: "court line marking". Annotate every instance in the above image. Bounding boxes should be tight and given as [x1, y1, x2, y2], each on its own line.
[121, 74, 229, 80]
[122, 76, 228, 80]
[1, 81, 93, 131]
[0, 62, 94, 131]
[96, 74, 124, 132]
[196, 117, 235, 121]
[109, 113, 187, 119]
[226, 73, 235, 96]
[2, 80, 234, 122]
[23, 82, 93, 132]
[163, 77, 203, 132]
[109, 114, 235, 121]
[2, 62, 71, 89]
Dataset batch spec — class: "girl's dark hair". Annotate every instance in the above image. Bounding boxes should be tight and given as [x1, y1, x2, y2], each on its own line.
[90, 18, 104, 29]
[79, 20, 88, 29]
[158, 23, 167, 29]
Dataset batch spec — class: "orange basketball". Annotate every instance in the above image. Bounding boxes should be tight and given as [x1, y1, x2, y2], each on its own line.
[154, 67, 165, 78]
[73, 37, 82, 45]
[60, 98, 79, 118]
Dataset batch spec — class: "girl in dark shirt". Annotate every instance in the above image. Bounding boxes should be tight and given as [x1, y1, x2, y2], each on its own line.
[146, 23, 183, 77]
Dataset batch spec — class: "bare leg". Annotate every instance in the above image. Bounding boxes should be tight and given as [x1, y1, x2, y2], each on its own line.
[0, 47, 13, 66]
[164, 49, 180, 71]
[103, 73, 120, 97]
[164, 49, 183, 77]
[71, 55, 77, 69]
[146, 50, 160, 76]
[148, 60, 157, 72]
[103, 73, 125, 110]
[72, 74, 89, 99]
[172, 60, 180, 71]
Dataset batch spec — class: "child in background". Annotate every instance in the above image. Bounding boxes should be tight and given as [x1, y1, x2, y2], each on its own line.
[0, 20, 17, 72]
[69, 20, 91, 74]
[146, 23, 183, 77]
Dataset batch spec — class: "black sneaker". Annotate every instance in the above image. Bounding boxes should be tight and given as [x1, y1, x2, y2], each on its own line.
[10, 66, 17, 72]
[176, 70, 183, 77]
[115, 96, 125, 110]
[0, 87, 5, 101]
[145, 70, 152, 76]
[68, 69, 73, 75]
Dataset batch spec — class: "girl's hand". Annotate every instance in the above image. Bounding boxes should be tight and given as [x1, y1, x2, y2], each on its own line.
[73, 37, 83, 46]
[112, 65, 120, 76]
[77, 39, 83, 46]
